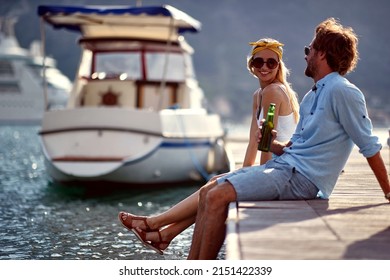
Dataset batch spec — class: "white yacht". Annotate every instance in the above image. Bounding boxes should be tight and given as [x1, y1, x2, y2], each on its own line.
[37, 5, 234, 187]
[0, 17, 72, 124]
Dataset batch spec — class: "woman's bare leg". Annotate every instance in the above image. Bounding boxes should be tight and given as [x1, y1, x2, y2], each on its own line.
[121, 179, 218, 231]
[135, 216, 196, 251]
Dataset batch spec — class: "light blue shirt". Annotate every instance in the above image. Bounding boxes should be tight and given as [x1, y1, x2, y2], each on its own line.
[276, 72, 382, 198]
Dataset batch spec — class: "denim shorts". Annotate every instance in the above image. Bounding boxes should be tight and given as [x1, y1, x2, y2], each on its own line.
[216, 159, 319, 201]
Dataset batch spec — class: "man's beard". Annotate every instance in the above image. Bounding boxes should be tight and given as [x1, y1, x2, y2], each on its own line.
[305, 60, 315, 78]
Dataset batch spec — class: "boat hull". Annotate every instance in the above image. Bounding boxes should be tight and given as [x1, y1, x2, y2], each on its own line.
[39, 107, 233, 186]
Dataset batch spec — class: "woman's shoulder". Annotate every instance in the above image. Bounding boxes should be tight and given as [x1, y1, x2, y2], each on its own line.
[262, 83, 288, 100]
[252, 87, 262, 96]
[263, 82, 286, 92]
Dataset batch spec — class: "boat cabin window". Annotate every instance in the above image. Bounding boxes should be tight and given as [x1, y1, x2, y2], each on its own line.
[145, 52, 185, 82]
[90, 49, 186, 82]
[0, 81, 20, 94]
[0, 60, 14, 77]
[94, 52, 141, 80]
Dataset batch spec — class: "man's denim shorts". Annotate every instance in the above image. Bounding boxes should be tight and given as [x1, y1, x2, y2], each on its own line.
[216, 159, 319, 201]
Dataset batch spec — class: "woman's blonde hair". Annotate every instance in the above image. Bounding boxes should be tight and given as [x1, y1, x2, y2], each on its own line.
[247, 38, 300, 123]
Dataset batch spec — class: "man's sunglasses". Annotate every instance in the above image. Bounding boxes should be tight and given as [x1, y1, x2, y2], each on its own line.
[304, 46, 311, 56]
[251, 57, 279, 70]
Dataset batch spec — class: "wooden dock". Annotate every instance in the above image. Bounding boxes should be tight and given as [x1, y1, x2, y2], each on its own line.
[225, 130, 390, 259]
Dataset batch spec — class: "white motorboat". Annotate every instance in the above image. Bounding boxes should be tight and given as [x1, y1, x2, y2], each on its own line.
[0, 17, 71, 124]
[37, 5, 234, 186]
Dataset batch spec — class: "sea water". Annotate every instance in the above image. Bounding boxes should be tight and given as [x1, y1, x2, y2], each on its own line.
[2, 124, 387, 260]
[0, 125, 225, 260]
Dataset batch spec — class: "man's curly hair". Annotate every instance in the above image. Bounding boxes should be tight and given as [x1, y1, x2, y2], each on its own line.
[312, 18, 359, 75]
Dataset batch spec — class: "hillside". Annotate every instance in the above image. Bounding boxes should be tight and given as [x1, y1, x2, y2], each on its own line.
[3, 0, 390, 126]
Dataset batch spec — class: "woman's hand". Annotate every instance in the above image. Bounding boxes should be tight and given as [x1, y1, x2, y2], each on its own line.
[257, 119, 278, 144]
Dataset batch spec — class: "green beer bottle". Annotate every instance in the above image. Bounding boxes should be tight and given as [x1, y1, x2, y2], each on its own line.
[258, 103, 275, 152]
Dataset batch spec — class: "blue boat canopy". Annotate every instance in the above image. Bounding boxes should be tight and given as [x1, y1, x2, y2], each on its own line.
[38, 5, 201, 40]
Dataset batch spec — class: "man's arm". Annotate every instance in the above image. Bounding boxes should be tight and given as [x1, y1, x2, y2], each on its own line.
[366, 151, 390, 202]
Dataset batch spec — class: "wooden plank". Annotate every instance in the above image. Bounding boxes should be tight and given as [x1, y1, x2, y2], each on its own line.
[225, 139, 390, 260]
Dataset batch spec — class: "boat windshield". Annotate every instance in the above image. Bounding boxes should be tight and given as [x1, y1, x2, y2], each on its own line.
[145, 52, 185, 81]
[92, 51, 186, 82]
[94, 52, 141, 80]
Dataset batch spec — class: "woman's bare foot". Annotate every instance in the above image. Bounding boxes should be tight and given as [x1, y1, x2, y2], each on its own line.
[118, 211, 153, 231]
[135, 227, 171, 252]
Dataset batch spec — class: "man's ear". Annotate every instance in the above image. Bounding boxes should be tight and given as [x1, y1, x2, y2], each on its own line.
[317, 51, 327, 61]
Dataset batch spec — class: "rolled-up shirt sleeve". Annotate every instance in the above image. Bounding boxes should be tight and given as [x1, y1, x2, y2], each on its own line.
[332, 83, 382, 158]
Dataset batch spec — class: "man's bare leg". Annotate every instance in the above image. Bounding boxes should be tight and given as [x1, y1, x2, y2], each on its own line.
[150, 177, 222, 228]
[186, 181, 218, 259]
[187, 182, 237, 259]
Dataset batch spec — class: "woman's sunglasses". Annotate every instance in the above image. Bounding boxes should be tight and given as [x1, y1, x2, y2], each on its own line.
[251, 57, 279, 70]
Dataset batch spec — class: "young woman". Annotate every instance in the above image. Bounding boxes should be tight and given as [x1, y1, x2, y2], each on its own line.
[118, 38, 300, 255]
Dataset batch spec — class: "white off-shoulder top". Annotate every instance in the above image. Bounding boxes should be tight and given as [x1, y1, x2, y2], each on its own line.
[256, 85, 297, 142]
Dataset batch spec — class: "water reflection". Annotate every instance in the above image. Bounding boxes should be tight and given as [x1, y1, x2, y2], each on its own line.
[0, 125, 226, 260]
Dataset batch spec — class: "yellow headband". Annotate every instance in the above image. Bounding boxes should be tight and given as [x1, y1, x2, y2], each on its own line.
[249, 41, 284, 60]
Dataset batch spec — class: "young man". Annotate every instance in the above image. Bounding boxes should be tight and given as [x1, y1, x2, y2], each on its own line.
[186, 18, 390, 259]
